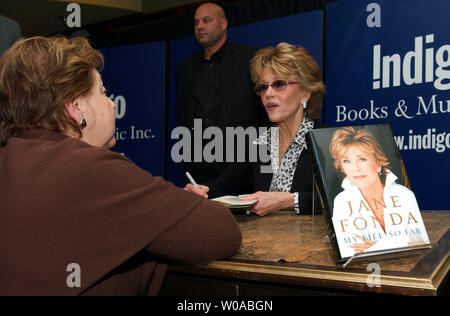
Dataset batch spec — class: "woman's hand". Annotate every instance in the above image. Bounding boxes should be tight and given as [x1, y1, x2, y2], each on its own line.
[184, 183, 209, 198]
[350, 235, 376, 253]
[241, 191, 294, 216]
[408, 241, 427, 247]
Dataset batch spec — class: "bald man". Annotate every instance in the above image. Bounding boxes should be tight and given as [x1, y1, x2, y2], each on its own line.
[175, 3, 269, 197]
[193, 3, 227, 59]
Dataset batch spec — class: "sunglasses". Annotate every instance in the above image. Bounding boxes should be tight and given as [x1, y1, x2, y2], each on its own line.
[254, 80, 299, 96]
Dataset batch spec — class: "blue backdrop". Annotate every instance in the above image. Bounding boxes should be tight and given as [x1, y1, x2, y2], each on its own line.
[96, 0, 447, 210]
[101, 42, 166, 177]
[325, 0, 450, 209]
[167, 10, 323, 187]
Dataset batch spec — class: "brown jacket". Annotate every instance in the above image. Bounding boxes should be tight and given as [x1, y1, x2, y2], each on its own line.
[0, 128, 242, 295]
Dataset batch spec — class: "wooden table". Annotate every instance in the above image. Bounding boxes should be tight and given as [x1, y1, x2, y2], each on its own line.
[160, 211, 450, 296]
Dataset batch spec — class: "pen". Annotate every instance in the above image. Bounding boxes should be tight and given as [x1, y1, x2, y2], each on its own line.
[185, 172, 198, 187]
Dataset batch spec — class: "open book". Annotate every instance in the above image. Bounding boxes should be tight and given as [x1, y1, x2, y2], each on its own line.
[306, 124, 431, 265]
[211, 195, 258, 209]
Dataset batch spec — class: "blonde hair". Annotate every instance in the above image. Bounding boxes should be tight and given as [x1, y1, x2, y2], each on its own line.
[329, 127, 391, 180]
[250, 42, 325, 120]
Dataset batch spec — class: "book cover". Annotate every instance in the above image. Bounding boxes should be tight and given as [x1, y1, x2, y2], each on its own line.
[211, 195, 258, 209]
[306, 124, 431, 264]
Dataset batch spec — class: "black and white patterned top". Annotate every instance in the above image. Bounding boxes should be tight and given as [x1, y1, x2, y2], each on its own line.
[253, 116, 314, 213]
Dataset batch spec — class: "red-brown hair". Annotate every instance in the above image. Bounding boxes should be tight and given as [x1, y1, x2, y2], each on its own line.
[0, 36, 103, 146]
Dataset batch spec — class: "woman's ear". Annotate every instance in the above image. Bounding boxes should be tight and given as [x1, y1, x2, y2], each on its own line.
[64, 99, 82, 124]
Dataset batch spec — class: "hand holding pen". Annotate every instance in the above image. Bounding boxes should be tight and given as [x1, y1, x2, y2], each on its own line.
[183, 172, 209, 198]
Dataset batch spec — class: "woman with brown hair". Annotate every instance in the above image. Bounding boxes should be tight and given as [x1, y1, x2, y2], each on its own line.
[0, 36, 241, 296]
[329, 127, 429, 258]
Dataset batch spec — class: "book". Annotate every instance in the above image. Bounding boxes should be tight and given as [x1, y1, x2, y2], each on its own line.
[306, 124, 431, 265]
[211, 195, 258, 209]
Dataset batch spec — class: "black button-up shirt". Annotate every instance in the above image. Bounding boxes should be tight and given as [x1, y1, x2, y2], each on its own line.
[194, 42, 228, 127]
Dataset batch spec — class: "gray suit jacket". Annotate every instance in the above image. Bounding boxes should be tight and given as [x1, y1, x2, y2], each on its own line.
[0, 15, 22, 57]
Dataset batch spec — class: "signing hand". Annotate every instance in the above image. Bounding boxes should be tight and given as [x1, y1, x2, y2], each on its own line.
[241, 191, 294, 217]
[184, 183, 209, 198]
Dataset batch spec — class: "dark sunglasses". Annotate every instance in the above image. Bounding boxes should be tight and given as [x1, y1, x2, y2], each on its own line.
[254, 80, 299, 96]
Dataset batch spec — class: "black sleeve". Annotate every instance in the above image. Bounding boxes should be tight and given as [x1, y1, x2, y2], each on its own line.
[204, 162, 253, 198]
[294, 149, 322, 214]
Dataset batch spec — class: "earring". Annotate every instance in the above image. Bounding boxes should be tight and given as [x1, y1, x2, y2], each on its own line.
[302, 102, 307, 110]
[79, 118, 87, 129]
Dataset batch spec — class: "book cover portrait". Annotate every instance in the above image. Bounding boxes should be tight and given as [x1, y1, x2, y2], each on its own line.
[307, 125, 430, 262]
